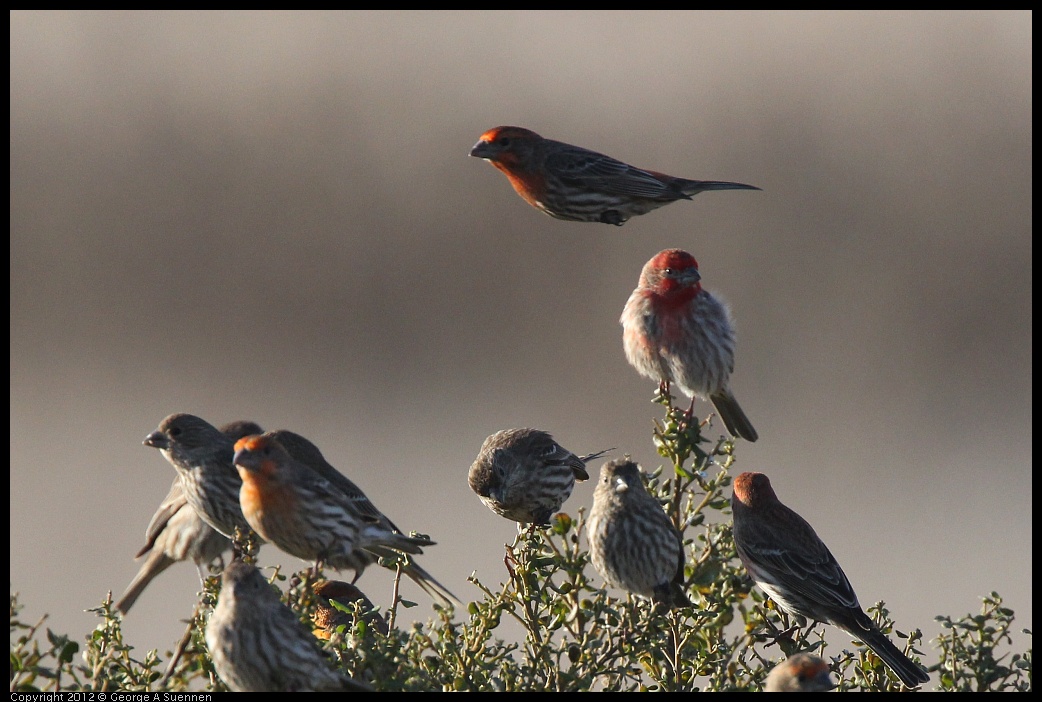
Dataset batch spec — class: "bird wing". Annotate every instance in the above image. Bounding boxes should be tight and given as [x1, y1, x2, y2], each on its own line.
[746, 532, 862, 613]
[539, 441, 590, 480]
[139, 480, 189, 557]
[302, 454, 419, 536]
[545, 148, 675, 199]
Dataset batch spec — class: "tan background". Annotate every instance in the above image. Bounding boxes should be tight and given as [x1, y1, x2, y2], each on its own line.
[11, 11, 1031, 666]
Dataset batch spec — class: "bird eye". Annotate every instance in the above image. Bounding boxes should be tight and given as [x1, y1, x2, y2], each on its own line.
[168, 426, 182, 437]
[663, 268, 674, 275]
[497, 137, 511, 147]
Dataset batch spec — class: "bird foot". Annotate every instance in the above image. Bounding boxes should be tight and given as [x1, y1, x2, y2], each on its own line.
[763, 622, 800, 649]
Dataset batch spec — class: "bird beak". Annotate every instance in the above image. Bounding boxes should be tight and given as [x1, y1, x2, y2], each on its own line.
[470, 140, 494, 159]
[614, 477, 629, 494]
[678, 269, 701, 286]
[232, 448, 250, 469]
[143, 431, 168, 449]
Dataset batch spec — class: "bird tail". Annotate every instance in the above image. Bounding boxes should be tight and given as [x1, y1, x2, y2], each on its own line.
[579, 447, 615, 463]
[711, 390, 759, 442]
[361, 545, 461, 607]
[367, 530, 434, 556]
[402, 560, 461, 607]
[678, 179, 761, 197]
[857, 627, 930, 688]
[115, 552, 176, 615]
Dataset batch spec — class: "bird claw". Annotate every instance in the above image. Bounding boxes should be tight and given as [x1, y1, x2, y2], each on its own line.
[761, 616, 800, 649]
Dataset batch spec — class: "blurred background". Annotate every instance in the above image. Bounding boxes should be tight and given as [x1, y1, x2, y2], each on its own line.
[11, 11, 1031, 666]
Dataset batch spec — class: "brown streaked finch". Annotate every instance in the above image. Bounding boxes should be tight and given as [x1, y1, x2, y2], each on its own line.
[116, 478, 230, 615]
[587, 458, 691, 609]
[143, 413, 261, 541]
[117, 420, 263, 614]
[204, 560, 372, 692]
[468, 427, 613, 526]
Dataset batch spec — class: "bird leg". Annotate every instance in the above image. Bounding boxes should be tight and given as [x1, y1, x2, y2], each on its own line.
[762, 610, 802, 650]
[655, 380, 672, 408]
[670, 394, 697, 431]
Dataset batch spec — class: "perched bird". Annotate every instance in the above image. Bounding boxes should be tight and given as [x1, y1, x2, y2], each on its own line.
[143, 413, 260, 540]
[621, 248, 758, 442]
[730, 472, 930, 688]
[116, 481, 229, 614]
[764, 652, 836, 692]
[205, 560, 372, 692]
[312, 579, 389, 639]
[586, 458, 691, 609]
[117, 420, 263, 615]
[470, 125, 759, 225]
[264, 429, 459, 605]
[468, 427, 613, 526]
[232, 433, 457, 605]
[218, 420, 268, 444]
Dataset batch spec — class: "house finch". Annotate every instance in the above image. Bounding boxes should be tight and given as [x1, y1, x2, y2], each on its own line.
[621, 248, 758, 442]
[731, 472, 930, 688]
[312, 579, 389, 638]
[586, 458, 691, 609]
[217, 420, 268, 444]
[117, 420, 264, 615]
[470, 126, 759, 225]
[205, 560, 372, 692]
[265, 429, 459, 606]
[232, 433, 458, 606]
[143, 413, 261, 541]
[764, 652, 836, 692]
[468, 428, 613, 526]
[116, 480, 229, 614]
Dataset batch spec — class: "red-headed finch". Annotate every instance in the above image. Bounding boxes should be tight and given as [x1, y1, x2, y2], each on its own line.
[470, 126, 759, 225]
[621, 248, 758, 442]
[266, 428, 459, 606]
[764, 652, 836, 692]
[587, 458, 691, 609]
[731, 472, 929, 688]
[205, 560, 371, 692]
[232, 433, 457, 606]
[468, 428, 613, 526]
